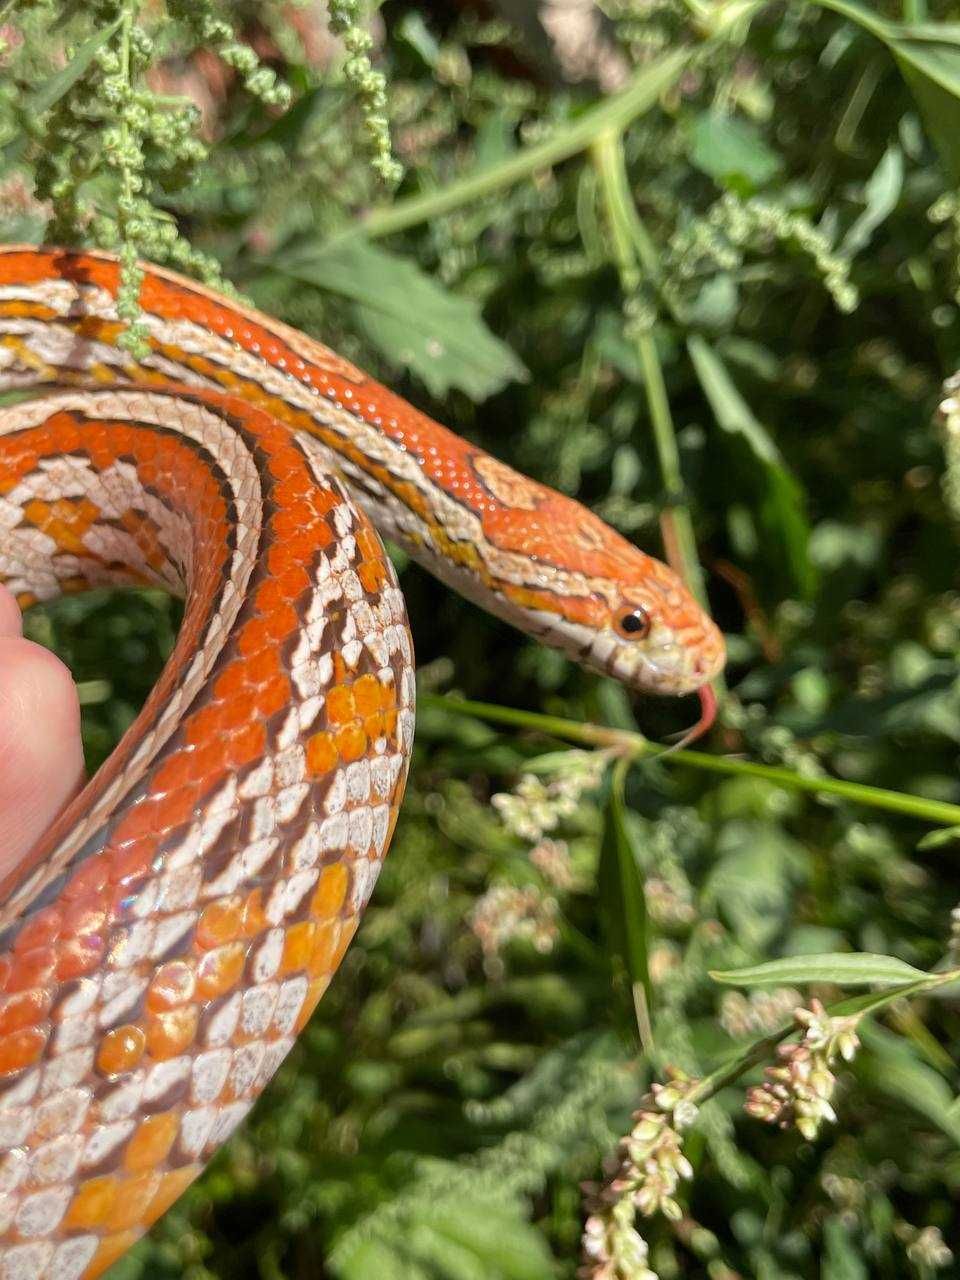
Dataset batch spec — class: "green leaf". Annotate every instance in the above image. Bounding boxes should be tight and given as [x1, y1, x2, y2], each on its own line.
[711, 952, 927, 988]
[272, 238, 528, 400]
[598, 763, 652, 1044]
[687, 335, 814, 596]
[27, 15, 123, 116]
[689, 112, 782, 194]
[840, 145, 904, 257]
[814, 0, 960, 180]
[917, 823, 960, 850]
[857, 1024, 960, 1146]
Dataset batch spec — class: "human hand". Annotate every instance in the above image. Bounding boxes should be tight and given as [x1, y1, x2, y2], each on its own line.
[0, 584, 84, 877]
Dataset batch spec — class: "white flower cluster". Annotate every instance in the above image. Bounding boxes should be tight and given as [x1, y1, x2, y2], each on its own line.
[491, 750, 608, 842]
[745, 999, 860, 1141]
[579, 1070, 700, 1280]
[469, 884, 559, 976]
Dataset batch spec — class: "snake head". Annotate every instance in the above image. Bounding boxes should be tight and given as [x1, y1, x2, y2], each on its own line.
[483, 488, 725, 699]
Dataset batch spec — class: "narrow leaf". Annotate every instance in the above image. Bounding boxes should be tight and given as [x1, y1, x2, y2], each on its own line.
[28, 16, 123, 115]
[272, 238, 528, 401]
[688, 335, 814, 596]
[690, 335, 780, 465]
[711, 952, 927, 988]
[598, 765, 652, 1044]
[840, 145, 904, 257]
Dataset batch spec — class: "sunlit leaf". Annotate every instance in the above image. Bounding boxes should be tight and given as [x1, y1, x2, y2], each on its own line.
[271, 237, 528, 400]
[711, 952, 927, 987]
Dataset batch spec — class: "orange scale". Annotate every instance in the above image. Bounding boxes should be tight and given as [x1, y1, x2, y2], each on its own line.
[352, 674, 382, 717]
[0, 957, 11, 993]
[88, 1229, 142, 1279]
[196, 942, 245, 1000]
[363, 712, 384, 742]
[110, 796, 178, 848]
[325, 686, 356, 725]
[240, 888, 269, 939]
[294, 976, 332, 1033]
[266, 452, 297, 482]
[212, 659, 251, 701]
[147, 961, 197, 1012]
[13, 907, 63, 953]
[356, 526, 382, 561]
[244, 646, 280, 686]
[310, 864, 349, 920]
[6, 947, 56, 992]
[224, 721, 266, 770]
[184, 701, 228, 747]
[280, 922, 315, 975]
[254, 674, 290, 719]
[143, 1164, 202, 1227]
[0, 988, 51, 1035]
[331, 917, 360, 970]
[275, 471, 312, 502]
[265, 543, 300, 576]
[272, 509, 309, 539]
[61, 900, 107, 939]
[185, 739, 231, 788]
[262, 601, 299, 643]
[146, 1006, 199, 1060]
[195, 897, 244, 950]
[65, 1173, 120, 1230]
[306, 732, 338, 776]
[104, 1171, 162, 1232]
[336, 724, 367, 763]
[55, 932, 105, 981]
[150, 746, 203, 797]
[274, 563, 312, 600]
[236, 616, 275, 658]
[307, 920, 341, 978]
[98, 1025, 146, 1076]
[0, 1024, 47, 1075]
[358, 559, 388, 594]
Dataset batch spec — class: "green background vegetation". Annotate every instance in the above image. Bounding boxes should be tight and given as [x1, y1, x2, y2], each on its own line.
[6, 1, 960, 1275]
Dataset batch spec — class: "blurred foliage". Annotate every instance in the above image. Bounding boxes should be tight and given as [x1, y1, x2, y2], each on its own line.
[7, 0, 960, 1276]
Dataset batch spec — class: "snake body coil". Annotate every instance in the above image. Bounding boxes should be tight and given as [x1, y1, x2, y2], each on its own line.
[0, 247, 723, 1278]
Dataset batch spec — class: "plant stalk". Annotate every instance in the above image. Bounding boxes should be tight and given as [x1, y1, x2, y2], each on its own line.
[357, 49, 689, 240]
[420, 692, 960, 827]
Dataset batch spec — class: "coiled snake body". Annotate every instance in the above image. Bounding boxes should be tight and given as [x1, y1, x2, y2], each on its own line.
[0, 246, 723, 1278]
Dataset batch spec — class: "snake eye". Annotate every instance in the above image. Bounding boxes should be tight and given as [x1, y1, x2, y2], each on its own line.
[614, 606, 651, 640]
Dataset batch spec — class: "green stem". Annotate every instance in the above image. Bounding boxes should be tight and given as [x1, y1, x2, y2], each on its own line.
[420, 692, 960, 827]
[356, 48, 690, 240]
[687, 968, 960, 1110]
[591, 130, 715, 672]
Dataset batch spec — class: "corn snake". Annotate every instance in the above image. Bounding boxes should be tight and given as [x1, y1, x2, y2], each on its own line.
[0, 245, 724, 1278]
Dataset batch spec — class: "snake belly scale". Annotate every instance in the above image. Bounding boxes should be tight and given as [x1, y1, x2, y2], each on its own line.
[0, 246, 723, 1279]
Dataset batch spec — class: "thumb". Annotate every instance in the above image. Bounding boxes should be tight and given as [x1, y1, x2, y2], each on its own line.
[0, 585, 85, 879]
